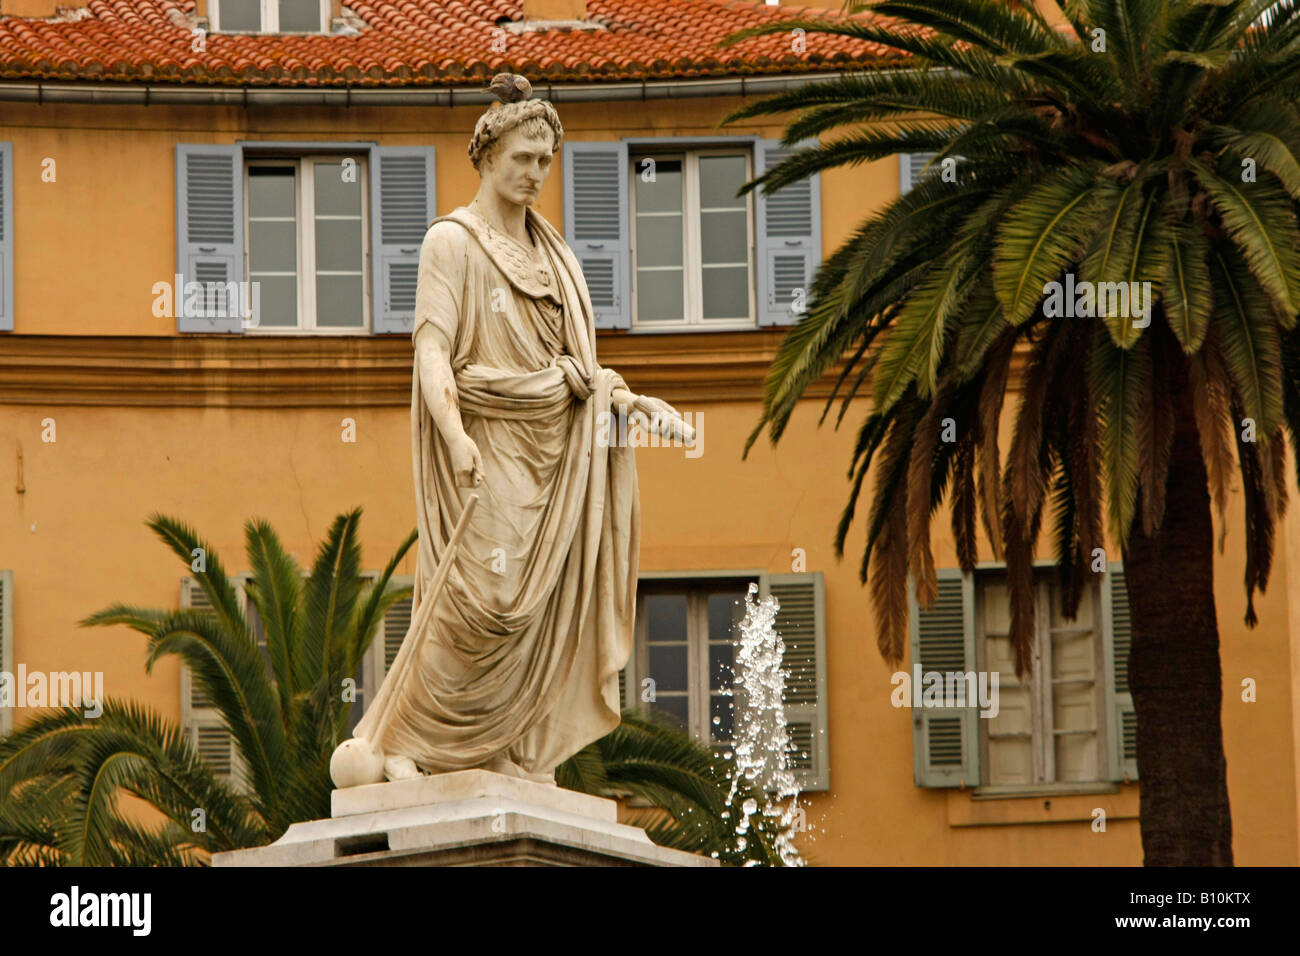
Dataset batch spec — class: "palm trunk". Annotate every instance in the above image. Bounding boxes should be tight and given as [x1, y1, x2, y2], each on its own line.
[1122, 367, 1233, 865]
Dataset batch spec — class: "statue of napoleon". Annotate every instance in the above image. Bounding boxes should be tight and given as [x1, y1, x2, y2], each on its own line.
[331, 74, 693, 789]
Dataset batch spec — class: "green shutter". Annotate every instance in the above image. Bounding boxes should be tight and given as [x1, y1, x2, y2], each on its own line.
[1103, 566, 1138, 781]
[0, 570, 13, 735]
[763, 572, 830, 791]
[910, 569, 979, 787]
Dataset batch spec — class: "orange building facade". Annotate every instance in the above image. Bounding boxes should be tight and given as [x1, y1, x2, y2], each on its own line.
[1, 0, 1299, 865]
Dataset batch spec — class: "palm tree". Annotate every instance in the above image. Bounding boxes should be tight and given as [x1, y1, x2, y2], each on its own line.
[0, 509, 416, 865]
[0, 511, 792, 865]
[718, 0, 1300, 864]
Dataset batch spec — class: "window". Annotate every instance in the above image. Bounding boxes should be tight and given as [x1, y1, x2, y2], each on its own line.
[978, 572, 1105, 785]
[625, 572, 830, 791]
[562, 138, 821, 331]
[244, 155, 369, 332]
[630, 579, 748, 745]
[212, 0, 328, 33]
[628, 149, 754, 329]
[177, 144, 434, 336]
[910, 566, 1136, 791]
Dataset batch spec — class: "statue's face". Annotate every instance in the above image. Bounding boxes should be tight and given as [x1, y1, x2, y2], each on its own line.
[481, 126, 555, 208]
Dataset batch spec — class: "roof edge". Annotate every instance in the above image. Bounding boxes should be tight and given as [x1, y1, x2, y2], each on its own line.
[0, 69, 897, 107]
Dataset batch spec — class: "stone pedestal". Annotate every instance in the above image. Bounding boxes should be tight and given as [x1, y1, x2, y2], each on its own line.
[211, 770, 718, 867]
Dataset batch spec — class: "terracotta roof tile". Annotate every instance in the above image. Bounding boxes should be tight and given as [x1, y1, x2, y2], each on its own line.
[0, 0, 901, 87]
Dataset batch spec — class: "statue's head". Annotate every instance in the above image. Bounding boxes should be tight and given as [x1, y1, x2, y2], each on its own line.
[469, 74, 563, 207]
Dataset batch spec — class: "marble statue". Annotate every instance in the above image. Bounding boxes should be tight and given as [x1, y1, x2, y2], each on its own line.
[331, 73, 693, 789]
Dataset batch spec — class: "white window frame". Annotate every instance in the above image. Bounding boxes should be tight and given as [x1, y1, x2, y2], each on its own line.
[242, 153, 371, 334]
[630, 575, 757, 748]
[211, 0, 330, 33]
[628, 147, 756, 331]
[975, 570, 1109, 787]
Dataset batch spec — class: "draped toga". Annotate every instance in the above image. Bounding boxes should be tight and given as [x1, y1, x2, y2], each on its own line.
[353, 204, 640, 777]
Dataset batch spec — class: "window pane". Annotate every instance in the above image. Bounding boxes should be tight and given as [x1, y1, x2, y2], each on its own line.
[249, 165, 295, 217]
[1050, 581, 1094, 628]
[982, 581, 1011, 634]
[316, 274, 364, 327]
[220, 0, 261, 31]
[700, 209, 747, 264]
[249, 167, 297, 274]
[1054, 681, 1096, 731]
[635, 270, 684, 322]
[250, 219, 297, 272]
[648, 644, 688, 693]
[315, 218, 362, 272]
[988, 736, 1033, 786]
[279, 0, 321, 31]
[702, 265, 749, 320]
[635, 213, 684, 269]
[1052, 632, 1095, 682]
[710, 694, 733, 743]
[1055, 731, 1098, 782]
[645, 594, 687, 641]
[708, 643, 734, 691]
[254, 276, 298, 326]
[699, 155, 746, 210]
[707, 591, 744, 641]
[651, 695, 689, 731]
[633, 157, 682, 213]
[315, 162, 362, 216]
[634, 156, 684, 324]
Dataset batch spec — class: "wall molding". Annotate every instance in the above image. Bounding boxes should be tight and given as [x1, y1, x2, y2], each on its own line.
[0, 331, 822, 408]
[0, 333, 1029, 409]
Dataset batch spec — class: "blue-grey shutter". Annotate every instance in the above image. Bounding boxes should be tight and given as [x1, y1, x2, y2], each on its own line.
[563, 140, 630, 330]
[0, 142, 12, 332]
[900, 151, 939, 194]
[910, 569, 980, 787]
[1103, 566, 1138, 781]
[180, 577, 239, 780]
[175, 144, 244, 333]
[369, 146, 436, 335]
[764, 572, 830, 792]
[755, 138, 822, 327]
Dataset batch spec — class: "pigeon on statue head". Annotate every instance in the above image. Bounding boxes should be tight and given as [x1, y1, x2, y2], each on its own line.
[484, 72, 532, 104]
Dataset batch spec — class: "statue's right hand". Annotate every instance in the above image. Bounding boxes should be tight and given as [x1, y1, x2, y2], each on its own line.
[447, 431, 484, 487]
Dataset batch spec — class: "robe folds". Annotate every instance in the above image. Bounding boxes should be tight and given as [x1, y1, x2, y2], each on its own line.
[353, 204, 640, 776]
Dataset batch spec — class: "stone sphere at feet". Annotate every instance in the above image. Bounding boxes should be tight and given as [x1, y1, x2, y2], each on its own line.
[330, 737, 386, 788]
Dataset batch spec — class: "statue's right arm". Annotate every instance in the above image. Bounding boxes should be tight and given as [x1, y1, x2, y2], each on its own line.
[414, 323, 465, 442]
[414, 226, 484, 487]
